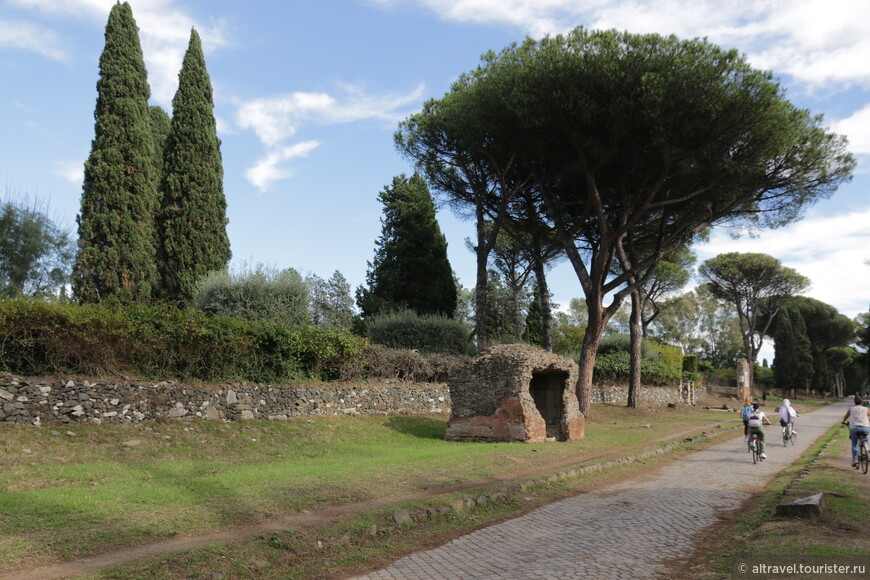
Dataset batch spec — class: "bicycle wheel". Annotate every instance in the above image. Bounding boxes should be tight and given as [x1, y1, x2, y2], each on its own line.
[790, 431, 797, 446]
[782, 428, 788, 447]
[860, 442, 869, 475]
[751, 439, 759, 464]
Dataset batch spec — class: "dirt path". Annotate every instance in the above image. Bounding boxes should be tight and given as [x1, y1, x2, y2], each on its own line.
[0, 420, 739, 580]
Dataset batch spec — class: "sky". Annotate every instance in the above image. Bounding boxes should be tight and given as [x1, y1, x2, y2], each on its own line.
[2, 0, 869, 345]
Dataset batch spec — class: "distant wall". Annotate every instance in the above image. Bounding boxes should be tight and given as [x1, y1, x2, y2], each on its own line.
[0, 375, 449, 425]
[590, 382, 686, 405]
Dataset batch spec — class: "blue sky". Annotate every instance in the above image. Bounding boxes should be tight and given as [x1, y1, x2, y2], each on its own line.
[2, 0, 869, 333]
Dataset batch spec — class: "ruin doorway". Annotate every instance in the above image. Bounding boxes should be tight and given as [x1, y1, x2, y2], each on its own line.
[530, 370, 567, 440]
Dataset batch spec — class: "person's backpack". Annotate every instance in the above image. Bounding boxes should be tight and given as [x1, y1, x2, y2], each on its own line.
[742, 406, 753, 421]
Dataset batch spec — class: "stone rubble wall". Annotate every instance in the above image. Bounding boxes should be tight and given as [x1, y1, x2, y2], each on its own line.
[0, 375, 450, 426]
[0, 374, 694, 426]
[590, 382, 687, 405]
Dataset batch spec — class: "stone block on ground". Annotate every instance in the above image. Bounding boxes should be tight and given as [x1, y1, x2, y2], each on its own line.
[775, 492, 824, 517]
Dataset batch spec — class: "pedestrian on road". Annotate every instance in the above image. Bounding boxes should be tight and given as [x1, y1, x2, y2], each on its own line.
[841, 395, 870, 469]
[747, 402, 771, 459]
[740, 399, 754, 442]
[779, 398, 798, 436]
[762, 391, 768, 406]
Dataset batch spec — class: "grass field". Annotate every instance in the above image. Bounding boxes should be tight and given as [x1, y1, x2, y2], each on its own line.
[0, 396, 747, 575]
[0, 394, 829, 578]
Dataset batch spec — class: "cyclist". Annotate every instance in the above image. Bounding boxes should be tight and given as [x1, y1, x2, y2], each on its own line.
[841, 395, 870, 469]
[740, 399, 754, 444]
[747, 402, 771, 459]
[779, 398, 798, 438]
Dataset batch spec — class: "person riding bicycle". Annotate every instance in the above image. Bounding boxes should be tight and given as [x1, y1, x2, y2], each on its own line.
[779, 398, 799, 437]
[841, 395, 870, 469]
[740, 399, 754, 443]
[747, 402, 771, 459]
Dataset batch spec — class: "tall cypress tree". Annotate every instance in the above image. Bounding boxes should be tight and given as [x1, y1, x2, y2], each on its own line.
[156, 28, 230, 303]
[773, 308, 813, 394]
[358, 173, 456, 318]
[148, 105, 171, 182]
[73, 2, 158, 303]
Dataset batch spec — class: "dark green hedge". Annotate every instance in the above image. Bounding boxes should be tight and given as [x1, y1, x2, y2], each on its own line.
[366, 310, 473, 355]
[0, 298, 366, 383]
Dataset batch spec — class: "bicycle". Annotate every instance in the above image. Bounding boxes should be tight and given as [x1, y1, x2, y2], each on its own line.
[782, 422, 797, 447]
[842, 422, 869, 475]
[749, 432, 763, 464]
[859, 433, 869, 475]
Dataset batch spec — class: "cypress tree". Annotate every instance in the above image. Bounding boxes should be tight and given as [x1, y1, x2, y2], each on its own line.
[148, 105, 171, 182]
[525, 285, 543, 347]
[358, 173, 456, 318]
[73, 2, 158, 303]
[156, 28, 230, 303]
[773, 308, 813, 394]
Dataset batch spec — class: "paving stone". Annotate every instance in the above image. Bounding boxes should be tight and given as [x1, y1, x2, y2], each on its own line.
[352, 402, 847, 579]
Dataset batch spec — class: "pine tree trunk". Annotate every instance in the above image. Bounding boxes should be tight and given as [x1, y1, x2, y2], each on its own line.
[474, 217, 490, 350]
[577, 302, 607, 417]
[627, 289, 643, 408]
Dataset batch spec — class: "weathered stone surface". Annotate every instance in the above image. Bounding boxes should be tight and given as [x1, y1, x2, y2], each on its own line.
[775, 493, 824, 517]
[392, 509, 413, 525]
[0, 374, 450, 425]
[591, 382, 685, 405]
[445, 344, 584, 443]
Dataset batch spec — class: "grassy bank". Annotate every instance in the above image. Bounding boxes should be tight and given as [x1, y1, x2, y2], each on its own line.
[1, 399, 742, 576]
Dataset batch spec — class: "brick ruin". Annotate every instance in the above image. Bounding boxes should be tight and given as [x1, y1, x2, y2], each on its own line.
[445, 344, 585, 443]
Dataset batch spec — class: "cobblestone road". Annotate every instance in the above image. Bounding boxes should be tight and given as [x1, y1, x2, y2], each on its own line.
[353, 401, 849, 580]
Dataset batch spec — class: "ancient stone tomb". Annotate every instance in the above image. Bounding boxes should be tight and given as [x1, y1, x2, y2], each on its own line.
[445, 344, 585, 442]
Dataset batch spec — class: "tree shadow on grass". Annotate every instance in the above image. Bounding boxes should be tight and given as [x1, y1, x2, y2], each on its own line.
[383, 416, 447, 440]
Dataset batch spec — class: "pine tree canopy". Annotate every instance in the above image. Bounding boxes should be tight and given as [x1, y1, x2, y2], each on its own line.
[157, 28, 231, 303]
[73, 1, 158, 303]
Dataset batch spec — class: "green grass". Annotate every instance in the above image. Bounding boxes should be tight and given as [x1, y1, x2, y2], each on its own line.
[0, 401, 740, 574]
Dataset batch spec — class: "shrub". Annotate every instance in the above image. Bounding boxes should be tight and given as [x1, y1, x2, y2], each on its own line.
[682, 355, 700, 382]
[593, 351, 681, 386]
[193, 264, 310, 326]
[366, 309, 472, 355]
[0, 297, 366, 383]
[754, 364, 775, 387]
[597, 334, 658, 360]
[336, 344, 470, 383]
[592, 334, 683, 385]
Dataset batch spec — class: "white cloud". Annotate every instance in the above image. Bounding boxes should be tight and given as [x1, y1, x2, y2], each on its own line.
[831, 105, 870, 157]
[52, 159, 83, 185]
[245, 141, 321, 192]
[379, 0, 870, 90]
[237, 84, 425, 189]
[236, 84, 426, 147]
[0, 19, 68, 60]
[6, 0, 230, 105]
[695, 207, 870, 319]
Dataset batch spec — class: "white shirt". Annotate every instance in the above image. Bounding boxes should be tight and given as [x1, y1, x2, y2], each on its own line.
[779, 405, 797, 423]
[848, 405, 870, 428]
